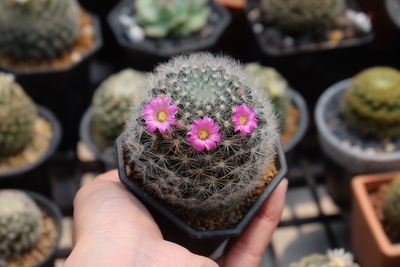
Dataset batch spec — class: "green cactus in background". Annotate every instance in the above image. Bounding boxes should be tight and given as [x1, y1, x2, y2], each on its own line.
[245, 63, 291, 128]
[123, 53, 279, 214]
[343, 67, 400, 139]
[93, 69, 147, 149]
[0, 190, 43, 259]
[290, 249, 359, 267]
[0, 0, 80, 60]
[384, 176, 400, 239]
[0, 73, 38, 158]
[261, 0, 346, 35]
[135, 0, 210, 38]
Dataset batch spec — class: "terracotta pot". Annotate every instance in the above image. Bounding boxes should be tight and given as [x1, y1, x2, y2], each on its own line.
[218, 0, 246, 9]
[351, 172, 400, 267]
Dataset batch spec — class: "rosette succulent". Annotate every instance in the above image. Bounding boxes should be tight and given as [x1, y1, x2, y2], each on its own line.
[290, 249, 359, 267]
[135, 0, 210, 38]
[123, 53, 279, 214]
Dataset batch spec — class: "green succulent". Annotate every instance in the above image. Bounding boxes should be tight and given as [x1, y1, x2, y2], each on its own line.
[93, 69, 147, 149]
[261, 0, 346, 35]
[0, 190, 43, 259]
[135, 0, 210, 38]
[0, 73, 38, 158]
[0, 0, 80, 60]
[384, 176, 400, 239]
[290, 249, 359, 267]
[343, 67, 400, 139]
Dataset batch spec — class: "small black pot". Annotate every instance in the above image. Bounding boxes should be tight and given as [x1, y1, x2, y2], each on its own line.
[245, 0, 375, 57]
[0, 12, 103, 150]
[385, 0, 400, 30]
[79, 107, 116, 170]
[115, 135, 287, 256]
[0, 106, 62, 196]
[107, 0, 231, 69]
[26, 190, 63, 267]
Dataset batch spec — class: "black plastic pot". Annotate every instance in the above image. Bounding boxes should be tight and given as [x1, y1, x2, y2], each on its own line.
[107, 0, 231, 69]
[245, 0, 375, 57]
[385, 0, 400, 30]
[0, 106, 62, 196]
[80, 107, 116, 170]
[116, 135, 287, 256]
[0, 12, 103, 150]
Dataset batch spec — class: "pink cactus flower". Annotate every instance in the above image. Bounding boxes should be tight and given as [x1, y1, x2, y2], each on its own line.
[187, 117, 221, 152]
[143, 96, 178, 134]
[231, 103, 258, 136]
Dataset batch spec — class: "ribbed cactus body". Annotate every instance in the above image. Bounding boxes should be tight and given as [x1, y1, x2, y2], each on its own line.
[123, 53, 278, 213]
[0, 190, 43, 259]
[343, 67, 400, 139]
[0, 73, 37, 158]
[135, 0, 210, 38]
[384, 177, 400, 235]
[261, 0, 346, 35]
[93, 69, 146, 148]
[245, 63, 291, 128]
[0, 0, 80, 60]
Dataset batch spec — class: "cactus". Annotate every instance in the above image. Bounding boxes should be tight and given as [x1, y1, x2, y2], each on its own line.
[261, 0, 346, 35]
[135, 0, 210, 38]
[123, 53, 279, 214]
[0, 73, 38, 158]
[384, 176, 400, 238]
[290, 249, 359, 267]
[245, 63, 291, 128]
[93, 69, 147, 149]
[0, 0, 80, 61]
[0, 190, 43, 259]
[343, 67, 400, 139]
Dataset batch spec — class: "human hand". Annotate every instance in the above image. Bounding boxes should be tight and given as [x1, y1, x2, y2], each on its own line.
[64, 170, 288, 267]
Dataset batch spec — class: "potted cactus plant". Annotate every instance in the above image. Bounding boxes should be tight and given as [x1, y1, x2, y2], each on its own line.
[246, 0, 374, 56]
[315, 66, 400, 208]
[0, 189, 63, 267]
[289, 249, 360, 267]
[351, 172, 400, 267]
[0, 73, 61, 195]
[244, 63, 309, 153]
[108, 0, 231, 65]
[80, 69, 146, 169]
[115, 53, 287, 256]
[0, 0, 102, 150]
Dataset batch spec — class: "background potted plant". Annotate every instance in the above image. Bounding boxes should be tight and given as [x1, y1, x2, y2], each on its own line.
[351, 172, 400, 267]
[218, 0, 246, 10]
[0, 0, 102, 150]
[115, 53, 287, 256]
[385, 0, 400, 31]
[0, 74, 61, 197]
[0, 189, 63, 267]
[289, 248, 360, 267]
[315, 66, 400, 208]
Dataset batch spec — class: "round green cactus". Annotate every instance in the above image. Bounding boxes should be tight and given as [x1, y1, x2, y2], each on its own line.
[244, 63, 291, 129]
[93, 69, 147, 148]
[0, 190, 43, 259]
[0, 73, 38, 158]
[123, 53, 279, 213]
[290, 249, 359, 267]
[0, 0, 80, 60]
[343, 67, 400, 139]
[261, 0, 346, 35]
[135, 0, 210, 38]
[384, 176, 400, 236]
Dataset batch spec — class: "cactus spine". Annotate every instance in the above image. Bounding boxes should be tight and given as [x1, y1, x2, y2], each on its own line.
[0, 0, 80, 60]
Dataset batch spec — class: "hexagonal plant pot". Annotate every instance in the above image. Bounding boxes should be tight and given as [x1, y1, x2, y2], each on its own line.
[245, 0, 374, 56]
[115, 135, 287, 256]
[108, 0, 231, 65]
[351, 172, 400, 267]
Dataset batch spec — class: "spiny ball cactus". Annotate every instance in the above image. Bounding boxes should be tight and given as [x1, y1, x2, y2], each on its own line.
[0, 190, 43, 259]
[0, 73, 38, 158]
[261, 0, 346, 35]
[0, 0, 80, 61]
[343, 67, 400, 139]
[245, 63, 291, 128]
[123, 53, 279, 213]
[135, 0, 210, 38]
[93, 69, 147, 149]
[290, 249, 359, 267]
[384, 176, 400, 237]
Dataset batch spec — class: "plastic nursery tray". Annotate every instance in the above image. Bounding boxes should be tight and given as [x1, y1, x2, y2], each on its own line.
[245, 0, 375, 57]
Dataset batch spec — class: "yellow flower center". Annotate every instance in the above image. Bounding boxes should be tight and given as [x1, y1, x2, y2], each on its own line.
[198, 129, 210, 140]
[157, 110, 168, 122]
[239, 115, 248, 125]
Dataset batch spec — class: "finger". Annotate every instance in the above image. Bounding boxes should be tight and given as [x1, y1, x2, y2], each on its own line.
[96, 169, 120, 183]
[221, 178, 288, 267]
